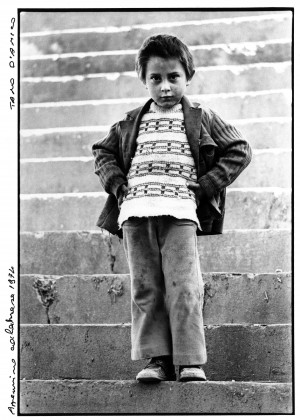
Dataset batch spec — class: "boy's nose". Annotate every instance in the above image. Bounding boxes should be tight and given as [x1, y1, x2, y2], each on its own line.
[161, 80, 171, 92]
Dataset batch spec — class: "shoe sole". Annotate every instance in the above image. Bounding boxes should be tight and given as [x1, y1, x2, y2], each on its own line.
[136, 376, 162, 383]
[179, 376, 207, 382]
[136, 374, 177, 383]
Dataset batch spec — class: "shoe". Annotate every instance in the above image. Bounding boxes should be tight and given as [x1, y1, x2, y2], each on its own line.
[136, 357, 176, 383]
[179, 365, 207, 382]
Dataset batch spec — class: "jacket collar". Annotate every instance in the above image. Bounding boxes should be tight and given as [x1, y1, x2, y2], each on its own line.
[124, 95, 200, 120]
[126, 98, 153, 120]
[119, 99, 152, 169]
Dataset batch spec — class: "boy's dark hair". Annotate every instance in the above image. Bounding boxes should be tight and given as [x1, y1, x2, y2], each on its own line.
[135, 34, 195, 82]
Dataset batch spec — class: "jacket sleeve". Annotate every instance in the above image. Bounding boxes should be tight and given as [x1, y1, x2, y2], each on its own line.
[198, 110, 252, 198]
[92, 122, 127, 198]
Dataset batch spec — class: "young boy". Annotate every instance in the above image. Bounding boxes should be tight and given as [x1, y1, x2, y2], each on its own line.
[92, 34, 252, 382]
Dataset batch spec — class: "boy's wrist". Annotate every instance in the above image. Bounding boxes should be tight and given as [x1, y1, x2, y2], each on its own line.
[112, 178, 127, 198]
[197, 176, 216, 199]
[117, 184, 129, 209]
[116, 183, 128, 199]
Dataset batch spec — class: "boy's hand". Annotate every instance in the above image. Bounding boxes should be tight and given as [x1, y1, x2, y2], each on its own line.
[186, 181, 204, 206]
[117, 184, 129, 209]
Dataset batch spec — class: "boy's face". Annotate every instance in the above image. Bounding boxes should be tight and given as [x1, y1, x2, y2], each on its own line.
[144, 56, 192, 109]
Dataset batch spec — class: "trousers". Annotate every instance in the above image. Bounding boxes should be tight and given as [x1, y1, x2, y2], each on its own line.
[122, 216, 207, 366]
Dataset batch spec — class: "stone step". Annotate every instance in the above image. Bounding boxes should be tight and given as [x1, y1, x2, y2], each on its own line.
[21, 13, 291, 56]
[20, 90, 292, 130]
[20, 188, 291, 231]
[20, 380, 293, 414]
[21, 39, 291, 77]
[20, 272, 291, 325]
[20, 149, 291, 194]
[20, 118, 292, 158]
[21, 62, 291, 103]
[20, 10, 282, 32]
[20, 229, 291, 274]
[20, 323, 292, 382]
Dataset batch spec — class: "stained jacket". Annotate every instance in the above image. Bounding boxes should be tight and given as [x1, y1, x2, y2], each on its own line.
[92, 95, 252, 238]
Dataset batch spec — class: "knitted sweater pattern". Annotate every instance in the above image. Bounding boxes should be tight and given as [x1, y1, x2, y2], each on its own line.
[118, 102, 200, 227]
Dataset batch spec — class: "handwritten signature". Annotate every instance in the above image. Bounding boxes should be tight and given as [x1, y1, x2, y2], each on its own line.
[8, 359, 16, 415]
[9, 17, 15, 110]
[5, 292, 15, 351]
[5, 266, 16, 415]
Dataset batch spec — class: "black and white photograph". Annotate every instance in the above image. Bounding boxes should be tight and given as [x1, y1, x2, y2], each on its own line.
[0, 1, 296, 416]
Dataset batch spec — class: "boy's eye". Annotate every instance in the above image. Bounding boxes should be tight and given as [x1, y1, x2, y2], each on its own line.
[149, 74, 180, 83]
[150, 76, 161, 82]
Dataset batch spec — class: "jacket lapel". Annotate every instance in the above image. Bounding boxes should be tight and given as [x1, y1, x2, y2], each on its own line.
[181, 96, 202, 177]
[199, 124, 218, 148]
[119, 99, 152, 172]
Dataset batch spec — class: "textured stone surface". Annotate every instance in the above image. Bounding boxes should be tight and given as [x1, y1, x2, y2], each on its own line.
[20, 230, 117, 275]
[19, 380, 293, 414]
[20, 10, 283, 32]
[20, 229, 291, 275]
[224, 188, 291, 229]
[235, 149, 291, 189]
[21, 40, 291, 77]
[21, 13, 291, 55]
[20, 188, 291, 231]
[21, 63, 291, 103]
[20, 90, 291, 130]
[20, 192, 107, 231]
[20, 150, 291, 194]
[20, 324, 292, 382]
[20, 273, 291, 325]
[20, 274, 130, 325]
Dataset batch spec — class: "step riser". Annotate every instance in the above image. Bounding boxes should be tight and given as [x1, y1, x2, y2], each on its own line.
[20, 151, 291, 194]
[19, 380, 293, 414]
[20, 120, 292, 158]
[20, 91, 291, 129]
[20, 189, 291, 231]
[20, 10, 284, 32]
[20, 230, 291, 274]
[20, 273, 291, 325]
[21, 41, 291, 77]
[20, 324, 292, 382]
[21, 15, 291, 56]
[21, 64, 291, 103]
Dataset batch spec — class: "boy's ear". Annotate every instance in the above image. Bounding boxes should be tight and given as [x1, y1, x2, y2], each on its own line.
[187, 70, 195, 85]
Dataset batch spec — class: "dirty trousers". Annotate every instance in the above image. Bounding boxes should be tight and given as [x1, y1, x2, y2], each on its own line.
[122, 216, 207, 366]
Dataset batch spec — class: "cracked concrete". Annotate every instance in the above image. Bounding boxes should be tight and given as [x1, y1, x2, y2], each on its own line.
[264, 192, 290, 229]
[107, 281, 124, 304]
[21, 273, 291, 325]
[106, 234, 116, 273]
[33, 276, 58, 324]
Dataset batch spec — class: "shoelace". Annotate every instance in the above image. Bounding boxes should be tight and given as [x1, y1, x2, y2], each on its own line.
[145, 359, 165, 369]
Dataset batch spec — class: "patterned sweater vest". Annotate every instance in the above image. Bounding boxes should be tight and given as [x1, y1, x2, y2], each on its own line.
[118, 102, 200, 228]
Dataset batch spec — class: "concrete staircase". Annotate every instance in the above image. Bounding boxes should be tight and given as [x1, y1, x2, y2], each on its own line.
[19, 10, 292, 414]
